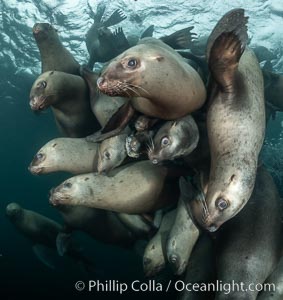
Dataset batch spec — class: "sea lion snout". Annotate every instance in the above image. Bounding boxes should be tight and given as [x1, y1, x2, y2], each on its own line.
[97, 77, 106, 89]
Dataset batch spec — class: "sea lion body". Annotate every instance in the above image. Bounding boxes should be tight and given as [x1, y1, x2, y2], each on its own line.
[57, 205, 134, 248]
[29, 138, 99, 175]
[81, 67, 127, 127]
[29, 71, 99, 138]
[49, 161, 179, 214]
[214, 166, 281, 300]
[33, 23, 80, 75]
[97, 37, 206, 120]
[143, 210, 175, 277]
[203, 9, 265, 231]
[148, 115, 199, 165]
[166, 180, 200, 276]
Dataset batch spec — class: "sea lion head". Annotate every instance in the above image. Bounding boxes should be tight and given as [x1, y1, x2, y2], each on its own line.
[148, 116, 199, 165]
[97, 135, 127, 174]
[49, 179, 75, 207]
[28, 140, 59, 175]
[29, 71, 57, 110]
[193, 165, 256, 232]
[32, 23, 58, 42]
[6, 203, 23, 221]
[96, 43, 164, 97]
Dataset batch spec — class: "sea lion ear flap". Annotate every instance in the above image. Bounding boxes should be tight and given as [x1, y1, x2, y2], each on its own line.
[150, 55, 164, 62]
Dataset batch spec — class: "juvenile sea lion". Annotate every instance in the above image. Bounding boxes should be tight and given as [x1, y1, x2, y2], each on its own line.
[143, 210, 175, 277]
[213, 166, 281, 300]
[148, 115, 199, 165]
[166, 180, 200, 276]
[6, 203, 94, 270]
[201, 9, 265, 231]
[29, 71, 99, 138]
[29, 138, 99, 175]
[49, 161, 180, 214]
[95, 37, 206, 141]
[97, 129, 130, 174]
[33, 23, 80, 75]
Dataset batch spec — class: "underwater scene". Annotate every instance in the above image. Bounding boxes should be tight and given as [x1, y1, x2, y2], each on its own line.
[1, 0, 283, 299]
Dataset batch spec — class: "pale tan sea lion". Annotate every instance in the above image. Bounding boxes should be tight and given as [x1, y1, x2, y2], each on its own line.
[33, 23, 80, 75]
[29, 71, 99, 138]
[29, 138, 99, 175]
[49, 161, 180, 214]
[97, 37, 206, 120]
[201, 9, 265, 231]
[166, 185, 200, 276]
[143, 210, 175, 277]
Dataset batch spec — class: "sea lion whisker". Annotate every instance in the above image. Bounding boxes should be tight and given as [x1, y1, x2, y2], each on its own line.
[128, 83, 150, 96]
[125, 85, 141, 97]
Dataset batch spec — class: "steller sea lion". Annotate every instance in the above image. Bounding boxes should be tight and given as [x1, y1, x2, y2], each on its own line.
[143, 210, 175, 277]
[29, 71, 99, 138]
[148, 115, 199, 165]
[200, 9, 265, 231]
[49, 160, 180, 214]
[166, 179, 200, 276]
[93, 37, 206, 141]
[29, 138, 99, 175]
[32, 23, 80, 75]
[97, 37, 206, 118]
[6, 203, 94, 271]
[213, 166, 281, 300]
[55, 205, 135, 249]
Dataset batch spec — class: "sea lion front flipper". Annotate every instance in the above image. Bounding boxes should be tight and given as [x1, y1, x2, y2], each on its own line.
[86, 102, 135, 142]
[160, 26, 197, 49]
[141, 25, 155, 39]
[32, 244, 57, 269]
[207, 9, 248, 95]
[113, 27, 130, 52]
[102, 9, 127, 27]
[56, 232, 73, 257]
[94, 2, 106, 23]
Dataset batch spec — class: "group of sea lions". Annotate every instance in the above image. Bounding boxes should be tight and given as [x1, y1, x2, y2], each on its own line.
[6, 5, 283, 299]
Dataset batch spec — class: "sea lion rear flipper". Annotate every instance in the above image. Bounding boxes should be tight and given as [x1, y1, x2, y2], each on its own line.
[32, 244, 57, 269]
[102, 9, 127, 27]
[141, 25, 155, 39]
[86, 102, 135, 142]
[160, 26, 197, 49]
[207, 9, 248, 94]
[113, 27, 130, 52]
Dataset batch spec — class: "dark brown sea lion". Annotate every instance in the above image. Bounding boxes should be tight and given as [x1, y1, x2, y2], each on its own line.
[49, 160, 180, 214]
[29, 71, 99, 138]
[85, 8, 127, 68]
[200, 9, 265, 231]
[213, 166, 281, 300]
[6, 203, 94, 270]
[32, 23, 80, 75]
[147, 115, 199, 165]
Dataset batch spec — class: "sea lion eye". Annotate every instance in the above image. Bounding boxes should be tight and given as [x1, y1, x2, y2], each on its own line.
[36, 153, 45, 161]
[161, 136, 170, 147]
[216, 198, 229, 211]
[104, 151, 111, 160]
[127, 58, 137, 68]
[38, 81, 47, 89]
[63, 182, 72, 189]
